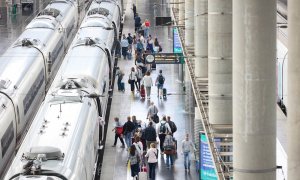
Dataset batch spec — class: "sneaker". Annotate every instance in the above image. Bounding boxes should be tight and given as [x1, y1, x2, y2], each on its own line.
[120, 145, 125, 148]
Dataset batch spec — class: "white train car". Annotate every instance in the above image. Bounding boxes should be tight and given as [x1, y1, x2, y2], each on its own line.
[4, 0, 122, 179]
[0, 0, 88, 176]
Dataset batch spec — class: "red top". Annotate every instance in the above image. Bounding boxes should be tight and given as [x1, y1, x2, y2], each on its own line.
[145, 21, 150, 27]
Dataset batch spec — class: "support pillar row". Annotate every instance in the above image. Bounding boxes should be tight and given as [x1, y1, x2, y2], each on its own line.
[288, 0, 300, 179]
[233, 0, 277, 179]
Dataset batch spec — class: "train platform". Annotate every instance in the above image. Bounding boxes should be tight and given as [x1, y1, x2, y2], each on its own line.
[100, 0, 198, 179]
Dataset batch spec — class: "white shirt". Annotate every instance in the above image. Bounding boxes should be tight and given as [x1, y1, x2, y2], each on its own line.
[142, 75, 153, 87]
[145, 148, 158, 163]
[129, 71, 137, 81]
[133, 142, 143, 156]
[181, 139, 196, 153]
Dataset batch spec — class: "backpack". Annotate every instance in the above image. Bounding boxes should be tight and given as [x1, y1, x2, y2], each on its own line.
[127, 36, 133, 44]
[158, 75, 164, 85]
[168, 121, 177, 133]
[160, 122, 167, 134]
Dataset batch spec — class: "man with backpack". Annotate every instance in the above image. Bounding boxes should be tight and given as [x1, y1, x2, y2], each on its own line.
[134, 13, 141, 32]
[156, 116, 171, 154]
[127, 33, 133, 53]
[155, 70, 165, 99]
[123, 116, 136, 149]
[167, 116, 177, 135]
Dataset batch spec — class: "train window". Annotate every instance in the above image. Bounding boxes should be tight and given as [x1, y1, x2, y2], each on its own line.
[17, 106, 20, 124]
[88, 8, 110, 17]
[102, 81, 106, 94]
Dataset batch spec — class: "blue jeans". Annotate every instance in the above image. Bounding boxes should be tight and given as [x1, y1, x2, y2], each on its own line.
[144, 27, 149, 38]
[166, 154, 173, 166]
[124, 132, 132, 148]
[148, 163, 156, 179]
[117, 78, 122, 90]
[184, 152, 191, 169]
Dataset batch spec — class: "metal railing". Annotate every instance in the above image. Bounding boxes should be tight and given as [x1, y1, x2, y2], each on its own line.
[170, 7, 232, 180]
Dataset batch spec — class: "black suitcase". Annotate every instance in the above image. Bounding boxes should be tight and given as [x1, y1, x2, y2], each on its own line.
[120, 82, 125, 91]
[151, 63, 156, 69]
[163, 88, 167, 99]
[138, 29, 144, 36]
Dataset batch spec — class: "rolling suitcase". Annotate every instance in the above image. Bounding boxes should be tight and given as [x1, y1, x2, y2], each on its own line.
[120, 82, 125, 91]
[139, 165, 147, 180]
[163, 88, 167, 99]
[151, 63, 156, 69]
[140, 86, 145, 99]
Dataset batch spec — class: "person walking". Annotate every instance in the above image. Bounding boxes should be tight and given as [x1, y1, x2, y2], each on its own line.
[135, 66, 143, 91]
[127, 145, 140, 179]
[120, 34, 129, 59]
[144, 121, 157, 149]
[163, 131, 175, 168]
[143, 19, 151, 38]
[181, 133, 196, 172]
[141, 72, 153, 99]
[123, 116, 136, 149]
[155, 70, 165, 99]
[116, 67, 125, 91]
[167, 116, 177, 135]
[134, 13, 141, 32]
[127, 33, 133, 53]
[154, 37, 162, 53]
[132, 3, 137, 16]
[128, 67, 137, 93]
[147, 102, 158, 122]
[156, 116, 171, 154]
[112, 117, 125, 148]
[145, 143, 158, 180]
[146, 35, 154, 53]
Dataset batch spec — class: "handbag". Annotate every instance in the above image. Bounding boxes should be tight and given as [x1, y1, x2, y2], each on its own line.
[128, 79, 131, 84]
[159, 45, 162, 52]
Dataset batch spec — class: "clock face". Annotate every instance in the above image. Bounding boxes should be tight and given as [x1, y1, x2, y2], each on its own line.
[146, 54, 155, 63]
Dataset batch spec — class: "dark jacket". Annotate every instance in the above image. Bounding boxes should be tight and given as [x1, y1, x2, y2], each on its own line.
[144, 126, 157, 141]
[134, 16, 141, 26]
[123, 121, 135, 134]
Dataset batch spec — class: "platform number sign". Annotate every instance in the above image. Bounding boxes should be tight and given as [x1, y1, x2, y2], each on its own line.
[200, 133, 218, 180]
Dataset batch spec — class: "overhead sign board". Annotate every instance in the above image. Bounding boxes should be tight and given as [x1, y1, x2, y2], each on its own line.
[155, 16, 172, 26]
[144, 53, 182, 64]
[200, 133, 218, 180]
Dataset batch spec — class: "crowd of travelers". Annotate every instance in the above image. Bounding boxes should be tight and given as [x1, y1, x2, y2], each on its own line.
[111, 4, 197, 180]
[112, 103, 196, 179]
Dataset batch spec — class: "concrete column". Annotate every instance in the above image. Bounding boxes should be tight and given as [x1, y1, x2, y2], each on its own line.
[174, 0, 179, 12]
[184, 65, 194, 114]
[233, 0, 276, 179]
[178, 0, 184, 26]
[208, 0, 232, 124]
[194, 0, 208, 78]
[184, 0, 194, 47]
[288, 0, 300, 179]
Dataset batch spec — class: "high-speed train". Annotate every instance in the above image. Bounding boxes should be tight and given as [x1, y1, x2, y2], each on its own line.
[4, 0, 122, 179]
[0, 0, 90, 176]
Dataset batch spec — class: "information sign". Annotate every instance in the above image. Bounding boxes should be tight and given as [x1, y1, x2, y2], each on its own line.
[200, 133, 218, 180]
[173, 27, 182, 53]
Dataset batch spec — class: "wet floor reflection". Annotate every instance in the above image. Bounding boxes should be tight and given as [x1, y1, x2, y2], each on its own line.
[0, 0, 50, 55]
